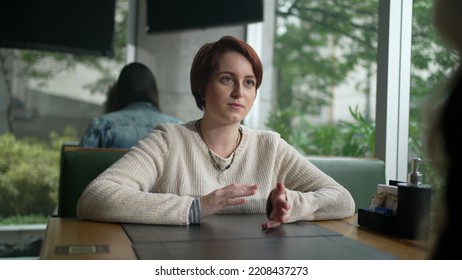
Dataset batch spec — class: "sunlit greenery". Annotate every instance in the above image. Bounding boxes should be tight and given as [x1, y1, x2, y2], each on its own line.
[0, 214, 48, 225]
[267, 105, 375, 157]
[269, 0, 454, 193]
[0, 128, 78, 222]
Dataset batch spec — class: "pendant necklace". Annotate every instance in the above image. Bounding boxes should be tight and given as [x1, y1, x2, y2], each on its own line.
[195, 120, 242, 173]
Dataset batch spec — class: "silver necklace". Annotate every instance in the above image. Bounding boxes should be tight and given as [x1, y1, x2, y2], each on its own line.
[195, 120, 242, 172]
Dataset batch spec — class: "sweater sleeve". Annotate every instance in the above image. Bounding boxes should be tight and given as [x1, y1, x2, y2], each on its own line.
[274, 139, 356, 222]
[76, 126, 195, 225]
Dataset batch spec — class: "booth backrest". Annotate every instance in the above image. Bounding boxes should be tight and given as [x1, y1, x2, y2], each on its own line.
[58, 146, 385, 217]
[57, 146, 128, 217]
[307, 156, 385, 210]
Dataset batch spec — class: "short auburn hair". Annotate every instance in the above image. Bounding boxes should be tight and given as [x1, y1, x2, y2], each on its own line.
[190, 35, 263, 110]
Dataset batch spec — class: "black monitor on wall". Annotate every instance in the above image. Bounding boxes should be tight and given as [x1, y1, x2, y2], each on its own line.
[0, 0, 116, 57]
[146, 0, 264, 33]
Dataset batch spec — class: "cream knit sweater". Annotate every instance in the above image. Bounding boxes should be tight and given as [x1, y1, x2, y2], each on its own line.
[76, 121, 355, 225]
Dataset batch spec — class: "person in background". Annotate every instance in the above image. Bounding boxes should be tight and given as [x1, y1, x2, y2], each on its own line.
[425, 0, 462, 259]
[80, 62, 182, 148]
[77, 36, 355, 228]
[102, 82, 117, 114]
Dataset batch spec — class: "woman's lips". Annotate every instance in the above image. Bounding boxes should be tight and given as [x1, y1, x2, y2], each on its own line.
[229, 103, 243, 109]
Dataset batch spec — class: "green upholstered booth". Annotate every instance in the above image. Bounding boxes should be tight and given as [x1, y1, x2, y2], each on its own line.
[57, 145, 128, 217]
[307, 156, 386, 210]
[57, 146, 385, 217]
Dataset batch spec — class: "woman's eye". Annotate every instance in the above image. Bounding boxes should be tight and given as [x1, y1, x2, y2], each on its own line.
[220, 76, 233, 84]
[244, 79, 256, 87]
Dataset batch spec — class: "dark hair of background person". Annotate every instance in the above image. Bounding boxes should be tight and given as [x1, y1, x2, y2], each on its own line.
[112, 62, 161, 112]
[103, 82, 117, 113]
[190, 35, 263, 111]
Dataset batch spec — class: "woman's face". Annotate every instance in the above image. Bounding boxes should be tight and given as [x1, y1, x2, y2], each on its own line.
[203, 51, 257, 125]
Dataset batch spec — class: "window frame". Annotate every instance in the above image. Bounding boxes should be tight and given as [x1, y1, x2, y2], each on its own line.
[375, 0, 413, 183]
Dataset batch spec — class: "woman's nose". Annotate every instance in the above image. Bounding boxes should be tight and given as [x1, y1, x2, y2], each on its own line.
[231, 83, 244, 98]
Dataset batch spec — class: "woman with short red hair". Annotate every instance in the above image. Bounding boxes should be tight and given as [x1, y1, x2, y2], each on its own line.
[77, 36, 355, 227]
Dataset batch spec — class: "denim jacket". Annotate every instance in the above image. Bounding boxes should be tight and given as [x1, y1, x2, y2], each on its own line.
[80, 102, 182, 148]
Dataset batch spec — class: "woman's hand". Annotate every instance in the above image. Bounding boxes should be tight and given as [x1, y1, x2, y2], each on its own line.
[261, 182, 290, 229]
[200, 183, 258, 219]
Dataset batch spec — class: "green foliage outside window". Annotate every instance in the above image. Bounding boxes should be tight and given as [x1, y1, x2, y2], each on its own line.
[0, 128, 77, 223]
[270, 0, 451, 194]
[267, 105, 375, 157]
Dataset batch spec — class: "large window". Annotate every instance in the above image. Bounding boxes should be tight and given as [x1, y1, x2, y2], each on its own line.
[269, 0, 448, 190]
[0, 0, 128, 227]
[269, 0, 379, 157]
[408, 0, 455, 191]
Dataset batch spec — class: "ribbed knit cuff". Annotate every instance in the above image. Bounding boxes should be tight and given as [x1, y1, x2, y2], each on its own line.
[188, 198, 201, 224]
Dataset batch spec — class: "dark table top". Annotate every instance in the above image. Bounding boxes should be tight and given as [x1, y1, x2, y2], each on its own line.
[122, 214, 397, 260]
